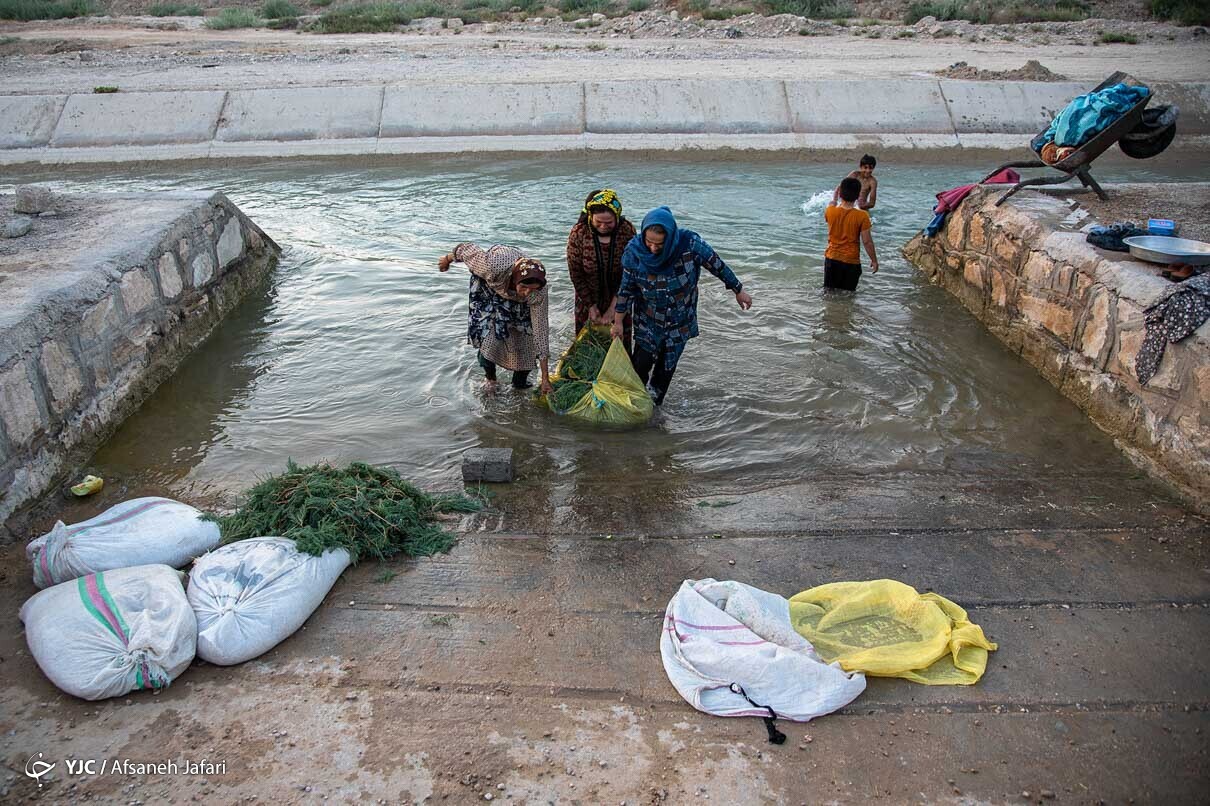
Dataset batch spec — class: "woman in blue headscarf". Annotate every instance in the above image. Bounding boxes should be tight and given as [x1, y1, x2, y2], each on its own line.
[610, 206, 753, 405]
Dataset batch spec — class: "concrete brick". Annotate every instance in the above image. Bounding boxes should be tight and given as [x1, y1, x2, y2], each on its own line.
[192, 252, 216, 287]
[120, 268, 157, 315]
[217, 217, 244, 269]
[81, 294, 121, 343]
[787, 79, 953, 134]
[381, 82, 583, 137]
[462, 448, 514, 483]
[40, 341, 84, 417]
[216, 87, 383, 142]
[0, 95, 66, 149]
[158, 251, 184, 299]
[586, 80, 789, 134]
[0, 361, 44, 444]
[52, 91, 226, 147]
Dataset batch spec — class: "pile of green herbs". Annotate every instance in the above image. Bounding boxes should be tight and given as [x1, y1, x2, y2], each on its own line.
[547, 328, 613, 414]
[206, 460, 482, 562]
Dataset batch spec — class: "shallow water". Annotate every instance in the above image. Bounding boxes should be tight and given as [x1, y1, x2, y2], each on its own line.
[5, 155, 1206, 502]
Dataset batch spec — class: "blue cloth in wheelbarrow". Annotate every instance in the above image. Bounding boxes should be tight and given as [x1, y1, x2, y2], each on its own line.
[1033, 83, 1150, 152]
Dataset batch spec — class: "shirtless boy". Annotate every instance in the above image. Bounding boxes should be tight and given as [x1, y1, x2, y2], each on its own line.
[832, 154, 878, 210]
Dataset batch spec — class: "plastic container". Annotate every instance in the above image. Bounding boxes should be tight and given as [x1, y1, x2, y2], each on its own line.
[1148, 218, 1178, 237]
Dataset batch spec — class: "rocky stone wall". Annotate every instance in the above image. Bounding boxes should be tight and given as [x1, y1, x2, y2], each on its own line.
[0, 187, 279, 541]
[903, 187, 1210, 512]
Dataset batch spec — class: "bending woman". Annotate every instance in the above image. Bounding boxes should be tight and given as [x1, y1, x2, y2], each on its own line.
[611, 206, 753, 406]
[439, 243, 553, 395]
[566, 188, 637, 349]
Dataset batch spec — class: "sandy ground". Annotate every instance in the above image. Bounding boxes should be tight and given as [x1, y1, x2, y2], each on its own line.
[1, 18, 1209, 94]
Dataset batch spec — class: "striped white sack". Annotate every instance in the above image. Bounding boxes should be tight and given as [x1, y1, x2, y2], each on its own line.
[27, 497, 221, 589]
[660, 578, 866, 723]
[19, 564, 197, 701]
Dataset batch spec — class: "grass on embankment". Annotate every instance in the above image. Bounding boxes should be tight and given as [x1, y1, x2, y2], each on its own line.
[1149, 0, 1209, 25]
[904, 0, 1090, 24]
[205, 6, 260, 28]
[0, 0, 100, 20]
[147, 2, 203, 15]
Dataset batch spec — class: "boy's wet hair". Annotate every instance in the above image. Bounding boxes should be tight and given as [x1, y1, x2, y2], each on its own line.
[839, 177, 862, 202]
[859, 154, 877, 168]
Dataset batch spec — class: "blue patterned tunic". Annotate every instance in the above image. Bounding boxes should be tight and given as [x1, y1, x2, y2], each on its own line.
[615, 232, 742, 371]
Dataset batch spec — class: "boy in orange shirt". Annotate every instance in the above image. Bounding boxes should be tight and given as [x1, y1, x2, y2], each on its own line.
[823, 177, 878, 291]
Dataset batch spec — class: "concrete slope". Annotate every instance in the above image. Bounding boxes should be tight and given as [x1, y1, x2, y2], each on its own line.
[2, 79, 1206, 165]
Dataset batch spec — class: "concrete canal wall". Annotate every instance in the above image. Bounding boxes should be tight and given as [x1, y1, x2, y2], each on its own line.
[0, 188, 279, 541]
[903, 186, 1210, 512]
[1, 79, 1207, 164]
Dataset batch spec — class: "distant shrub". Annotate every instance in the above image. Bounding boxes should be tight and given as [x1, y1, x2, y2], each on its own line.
[261, 0, 300, 17]
[627, 0, 649, 9]
[560, 0, 610, 13]
[1149, 0, 1209, 25]
[0, 0, 101, 20]
[1097, 30, 1137, 43]
[148, 2, 203, 14]
[93, 85, 119, 93]
[205, 6, 260, 27]
[312, 1, 443, 31]
[703, 6, 750, 19]
[761, 0, 853, 18]
[905, 0, 1088, 24]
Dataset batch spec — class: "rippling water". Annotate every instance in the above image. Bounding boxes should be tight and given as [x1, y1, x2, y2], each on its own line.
[5, 155, 1203, 500]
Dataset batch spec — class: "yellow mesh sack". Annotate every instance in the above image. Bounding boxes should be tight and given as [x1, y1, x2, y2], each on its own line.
[788, 579, 997, 685]
[542, 325, 654, 427]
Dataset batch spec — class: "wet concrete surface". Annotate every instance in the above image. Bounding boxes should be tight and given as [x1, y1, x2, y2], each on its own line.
[0, 468, 1207, 804]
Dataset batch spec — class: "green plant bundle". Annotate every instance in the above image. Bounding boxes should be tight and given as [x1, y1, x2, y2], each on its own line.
[549, 380, 592, 412]
[904, 0, 1088, 24]
[206, 460, 483, 562]
[565, 341, 607, 380]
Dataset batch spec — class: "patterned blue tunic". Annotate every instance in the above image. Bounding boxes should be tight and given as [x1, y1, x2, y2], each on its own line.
[615, 232, 742, 371]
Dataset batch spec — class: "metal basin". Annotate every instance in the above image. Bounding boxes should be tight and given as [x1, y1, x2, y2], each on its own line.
[1123, 235, 1210, 266]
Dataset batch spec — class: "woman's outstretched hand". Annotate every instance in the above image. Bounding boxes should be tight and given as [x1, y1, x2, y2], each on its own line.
[438, 254, 454, 272]
[735, 290, 753, 310]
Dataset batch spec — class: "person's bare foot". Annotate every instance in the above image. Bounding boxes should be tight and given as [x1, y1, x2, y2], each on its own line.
[483, 378, 499, 393]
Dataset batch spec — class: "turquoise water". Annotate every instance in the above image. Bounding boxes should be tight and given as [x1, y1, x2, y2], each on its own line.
[4, 154, 1203, 501]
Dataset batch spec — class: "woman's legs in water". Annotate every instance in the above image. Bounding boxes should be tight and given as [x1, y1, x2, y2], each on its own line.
[631, 343, 679, 405]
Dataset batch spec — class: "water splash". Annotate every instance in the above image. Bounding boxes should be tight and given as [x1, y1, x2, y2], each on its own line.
[800, 189, 833, 217]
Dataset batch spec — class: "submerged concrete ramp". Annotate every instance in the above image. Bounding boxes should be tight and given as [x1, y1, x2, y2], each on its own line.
[1, 470, 1206, 802]
[2, 78, 1207, 164]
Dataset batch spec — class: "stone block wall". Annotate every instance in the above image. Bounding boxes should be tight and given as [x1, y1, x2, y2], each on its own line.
[904, 188, 1210, 511]
[0, 190, 279, 540]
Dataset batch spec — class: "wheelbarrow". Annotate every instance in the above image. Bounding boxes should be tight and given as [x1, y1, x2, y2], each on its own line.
[985, 71, 1150, 206]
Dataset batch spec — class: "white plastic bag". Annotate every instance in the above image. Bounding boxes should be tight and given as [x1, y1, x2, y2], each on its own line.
[19, 564, 196, 701]
[660, 579, 866, 723]
[188, 537, 352, 666]
[27, 497, 221, 589]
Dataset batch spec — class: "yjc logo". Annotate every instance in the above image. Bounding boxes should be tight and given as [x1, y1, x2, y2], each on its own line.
[24, 753, 56, 788]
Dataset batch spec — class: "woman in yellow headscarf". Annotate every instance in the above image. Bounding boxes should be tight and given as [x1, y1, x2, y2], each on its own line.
[566, 188, 637, 351]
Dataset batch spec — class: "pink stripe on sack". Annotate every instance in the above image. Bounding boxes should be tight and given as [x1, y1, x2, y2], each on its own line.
[667, 617, 749, 632]
[717, 639, 770, 646]
[38, 550, 54, 586]
[66, 498, 173, 536]
[83, 574, 128, 644]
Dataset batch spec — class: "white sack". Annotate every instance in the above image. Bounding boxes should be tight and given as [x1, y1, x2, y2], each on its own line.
[19, 564, 196, 701]
[188, 537, 351, 666]
[660, 578, 866, 722]
[28, 497, 221, 589]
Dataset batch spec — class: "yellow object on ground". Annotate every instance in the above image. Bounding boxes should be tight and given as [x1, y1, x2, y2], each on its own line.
[542, 325, 654, 426]
[70, 475, 104, 497]
[788, 579, 997, 685]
